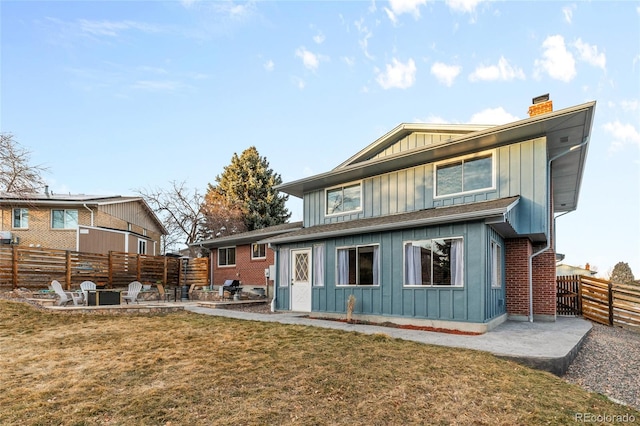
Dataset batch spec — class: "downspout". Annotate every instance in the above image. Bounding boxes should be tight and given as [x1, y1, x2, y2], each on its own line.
[528, 139, 588, 322]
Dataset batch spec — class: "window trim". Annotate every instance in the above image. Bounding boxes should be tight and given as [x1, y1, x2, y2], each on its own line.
[433, 150, 496, 199]
[217, 246, 236, 267]
[51, 209, 78, 230]
[325, 181, 363, 217]
[403, 236, 465, 287]
[12, 208, 28, 229]
[335, 243, 380, 287]
[251, 243, 267, 260]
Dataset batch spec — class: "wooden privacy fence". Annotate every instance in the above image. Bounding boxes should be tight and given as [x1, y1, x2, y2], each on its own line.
[0, 246, 209, 291]
[557, 275, 640, 331]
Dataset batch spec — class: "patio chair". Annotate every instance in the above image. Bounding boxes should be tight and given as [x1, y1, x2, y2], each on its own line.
[51, 280, 82, 306]
[156, 284, 175, 302]
[80, 281, 96, 305]
[122, 281, 142, 304]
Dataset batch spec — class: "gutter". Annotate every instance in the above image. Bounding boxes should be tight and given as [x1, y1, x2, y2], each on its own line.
[528, 139, 588, 322]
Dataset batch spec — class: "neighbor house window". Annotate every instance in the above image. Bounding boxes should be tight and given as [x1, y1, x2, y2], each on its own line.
[12, 208, 28, 229]
[138, 239, 147, 255]
[404, 238, 464, 286]
[490, 241, 502, 288]
[51, 209, 78, 229]
[251, 243, 266, 259]
[435, 152, 494, 197]
[326, 182, 362, 215]
[218, 247, 236, 267]
[336, 244, 379, 285]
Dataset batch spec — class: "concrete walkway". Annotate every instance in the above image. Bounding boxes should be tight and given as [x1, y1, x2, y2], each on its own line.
[184, 304, 592, 376]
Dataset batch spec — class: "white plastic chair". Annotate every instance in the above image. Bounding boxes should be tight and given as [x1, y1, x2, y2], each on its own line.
[122, 281, 142, 304]
[51, 280, 82, 306]
[80, 281, 96, 305]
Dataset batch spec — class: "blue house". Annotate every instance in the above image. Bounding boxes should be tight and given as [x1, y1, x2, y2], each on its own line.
[264, 98, 596, 333]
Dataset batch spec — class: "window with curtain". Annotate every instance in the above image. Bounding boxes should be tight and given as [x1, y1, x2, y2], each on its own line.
[435, 152, 493, 197]
[279, 248, 290, 287]
[336, 245, 379, 286]
[403, 237, 464, 287]
[12, 208, 28, 229]
[51, 209, 78, 229]
[313, 244, 325, 286]
[490, 241, 502, 288]
[251, 243, 266, 259]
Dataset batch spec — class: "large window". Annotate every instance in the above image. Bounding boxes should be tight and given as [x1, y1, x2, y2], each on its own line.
[251, 243, 266, 259]
[218, 247, 236, 267]
[12, 208, 28, 229]
[490, 241, 502, 288]
[51, 209, 78, 229]
[404, 238, 464, 286]
[326, 182, 361, 215]
[336, 244, 379, 286]
[435, 152, 494, 197]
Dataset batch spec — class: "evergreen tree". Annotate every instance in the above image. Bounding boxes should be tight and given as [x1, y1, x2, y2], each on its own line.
[609, 262, 636, 286]
[205, 146, 290, 231]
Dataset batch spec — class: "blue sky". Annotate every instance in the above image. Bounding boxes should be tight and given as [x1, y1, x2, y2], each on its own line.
[2, 1, 639, 277]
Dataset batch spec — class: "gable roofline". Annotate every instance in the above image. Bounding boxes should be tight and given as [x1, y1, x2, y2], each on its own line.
[276, 101, 596, 212]
[0, 193, 168, 235]
[262, 197, 520, 245]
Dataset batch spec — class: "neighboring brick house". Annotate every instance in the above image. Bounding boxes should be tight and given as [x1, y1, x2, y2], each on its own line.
[191, 222, 303, 288]
[0, 191, 167, 255]
[261, 97, 596, 333]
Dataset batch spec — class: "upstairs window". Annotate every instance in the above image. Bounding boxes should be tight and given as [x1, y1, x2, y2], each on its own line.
[251, 243, 266, 259]
[218, 247, 236, 267]
[51, 209, 78, 229]
[435, 152, 494, 197]
[13, 208, 28, 229]
[326, 182, 361, 215]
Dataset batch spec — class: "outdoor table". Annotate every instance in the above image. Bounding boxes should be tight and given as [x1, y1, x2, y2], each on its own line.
[86, 289, 121, 306]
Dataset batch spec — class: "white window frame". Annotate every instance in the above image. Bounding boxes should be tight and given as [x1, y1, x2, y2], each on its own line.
[251, 243, 266, 260]
[325, 181, 363, 216]
[218, 246, 236, 267]
[433, 150, 496, 198]
[12, 208, 28, 229]
[490, 240, 503, 288]
[335, 244, 380, 287]
[403, 237, 464, 287]
[51, 209, 78, 229]
[138, 239, 147, 255]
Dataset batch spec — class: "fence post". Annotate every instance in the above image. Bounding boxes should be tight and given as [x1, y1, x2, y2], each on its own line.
[137, 255, 142, 282]
[12, 245, 18, 290]
[65, 251, 72, 290]
[108, 251, 113, 287]
[608, 282, 614, 325]
[163, 257, 168, 286]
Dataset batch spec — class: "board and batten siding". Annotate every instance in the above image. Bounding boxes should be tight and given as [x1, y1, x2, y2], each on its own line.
[303, 137, 548, 239]
[276, 221, 500, 323]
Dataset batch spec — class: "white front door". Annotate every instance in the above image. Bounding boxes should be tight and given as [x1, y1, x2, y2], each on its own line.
[290, 248, 312, 312]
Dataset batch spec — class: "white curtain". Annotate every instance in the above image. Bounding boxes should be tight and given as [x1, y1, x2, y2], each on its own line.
[337, 249, 349, 284]
[313, 244, 325, 287]
[279, 248, 290, 287]
[405, 243, 423, 285]
[450, 239, 464, 286]
[372, 245, 379, 285]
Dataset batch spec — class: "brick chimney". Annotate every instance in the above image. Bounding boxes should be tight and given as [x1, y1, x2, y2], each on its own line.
[528, 93, 553, 117]
[585, 262, 590, 271]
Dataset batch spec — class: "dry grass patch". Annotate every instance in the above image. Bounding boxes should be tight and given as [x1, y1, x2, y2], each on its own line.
[0, 299, 637, 425]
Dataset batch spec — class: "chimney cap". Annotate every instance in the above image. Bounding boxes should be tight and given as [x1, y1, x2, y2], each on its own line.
[532, 93, 550, 104]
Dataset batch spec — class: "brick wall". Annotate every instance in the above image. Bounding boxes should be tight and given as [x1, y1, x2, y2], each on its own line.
[532, 247, 557, 316]
[505, 238, 532, 317]
[212, 244, 275, 287]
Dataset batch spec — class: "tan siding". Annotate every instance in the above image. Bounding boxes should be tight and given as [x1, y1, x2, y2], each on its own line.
[79, 227, 126, 254]
[99, 201, 163, 234]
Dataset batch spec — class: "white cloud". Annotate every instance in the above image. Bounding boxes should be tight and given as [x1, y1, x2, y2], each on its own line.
[376, 58, 417, 89]
[446, 0, 486, 14]
[385, 0, 428, 22]
[620, 99, 639, 112]
[313, 32, 325, 44]
[562, 4, 577, 24]
[291, 76, 305, 90]
[603, 120, 640, 154]
[469, 107, 519, 125]
[263, 60, 274, 72]
[469, 56, 525, 82]
[573, 38, 606, 70]
[295, 47, 320, 71]
[430, 62, 461, 87]
[342, 56, 356, 67]
[533, 35, 576, 82]
[354, 19, 375, 60]
[78, 19, 161, 37]
[419, 115, 450, 124]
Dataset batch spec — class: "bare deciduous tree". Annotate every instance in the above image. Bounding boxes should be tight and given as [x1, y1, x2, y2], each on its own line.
[135, 181, 206, 255]
[0, 133, 48, 193]
[201, 189, 247, 241]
